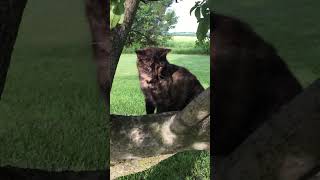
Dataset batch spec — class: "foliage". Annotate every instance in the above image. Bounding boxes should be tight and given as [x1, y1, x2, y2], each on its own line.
[125, 0, 178, 48]
[190, 0, 210, 42]
[110, 0, 210, 43]
[195, 39, 210, 54]
[110, 0, 125, 28]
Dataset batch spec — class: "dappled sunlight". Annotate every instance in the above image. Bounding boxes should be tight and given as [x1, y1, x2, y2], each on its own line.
[161, 115, 177, 145]
[279, 154, 316, 180]
[192, 142, 210, 150]
[197, 110, 209, 120]
[129, 128, 146, 146]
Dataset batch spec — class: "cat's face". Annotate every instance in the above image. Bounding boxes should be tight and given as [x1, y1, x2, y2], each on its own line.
[135, 47, 171, 74]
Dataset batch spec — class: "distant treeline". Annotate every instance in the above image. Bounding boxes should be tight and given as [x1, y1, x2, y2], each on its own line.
[169, 32, 196, 36]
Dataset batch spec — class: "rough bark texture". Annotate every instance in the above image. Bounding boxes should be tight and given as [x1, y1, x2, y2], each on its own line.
[211, 13, 303, 156]
[110, 88, 210, 162]
[110, 0, 140, 85]
[85, 0, 110, 106]
[88, 0, 140, 104]
[215, 79, 320, 180]
[0, 0, 28, 100]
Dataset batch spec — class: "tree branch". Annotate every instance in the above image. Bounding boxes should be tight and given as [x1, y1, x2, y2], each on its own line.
[110, 0, 140, 88]
[85, 0, 110, 106]
[215, 79, 320, 180]
[110, 88, 210, 162]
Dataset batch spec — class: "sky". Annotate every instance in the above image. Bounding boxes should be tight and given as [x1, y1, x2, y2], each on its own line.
[167, 0, 199, 33]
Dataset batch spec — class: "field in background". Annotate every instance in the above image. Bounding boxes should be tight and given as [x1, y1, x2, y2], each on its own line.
[123, 35, 209, 55]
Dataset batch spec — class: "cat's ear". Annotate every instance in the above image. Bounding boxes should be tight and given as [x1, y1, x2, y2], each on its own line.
[135, 49, 146, 59]
[160, 48, 171, 57]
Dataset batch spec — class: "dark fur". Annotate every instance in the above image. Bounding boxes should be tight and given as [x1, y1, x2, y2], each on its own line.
[136, 47, 204, 114]
[211, 13, 303, 155]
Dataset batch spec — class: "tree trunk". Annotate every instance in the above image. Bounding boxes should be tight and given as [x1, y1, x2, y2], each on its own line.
[0, 0, 28, 100]
[110, 0, 140, 86]
[215, 79, 320, 180]
[86, 0, 140, 104]
[85, 0, 110, 107]
[110, 88, 210, 162]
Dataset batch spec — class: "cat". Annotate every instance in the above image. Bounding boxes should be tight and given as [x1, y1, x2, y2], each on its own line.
[136, 47, 204, 114]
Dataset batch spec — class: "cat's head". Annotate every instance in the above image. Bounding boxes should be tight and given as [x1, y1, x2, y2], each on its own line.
[135, 47, 171, 69]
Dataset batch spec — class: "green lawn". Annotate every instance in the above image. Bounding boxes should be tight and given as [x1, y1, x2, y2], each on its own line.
[118, 151, 210, 180]
[111, 53, 210, 115]
[0, 0, 107, 170]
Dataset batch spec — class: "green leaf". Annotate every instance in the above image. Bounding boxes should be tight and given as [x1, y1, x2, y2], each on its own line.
[201, 2, 209, 16]
[190, 2, 199, 15]
[113, 1, 125, 15]
[196, 18, 209, 41]
[195, 7, 201, 20]
[110, 0, 125, 29]
[110, 14, 121, 28]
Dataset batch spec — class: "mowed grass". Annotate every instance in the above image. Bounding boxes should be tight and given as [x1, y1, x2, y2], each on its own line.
[118, 151, 210, 180]
[0, 0, 107, 170]
[110, 53, 210, 115]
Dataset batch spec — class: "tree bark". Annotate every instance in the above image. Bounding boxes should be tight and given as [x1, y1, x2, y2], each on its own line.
[110, 88, 210, 162]
[86, 0, 140, 104]
[85, 0, 110, 107]
[215, 79, 320, 180]
[0, 0, 28, 100]
[110, 0, 140, 87]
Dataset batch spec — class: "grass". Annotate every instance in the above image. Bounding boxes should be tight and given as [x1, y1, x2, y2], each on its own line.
[110, 53, 210, 115]
[117, 151, 210, 180]
[0, 0, 107, 170]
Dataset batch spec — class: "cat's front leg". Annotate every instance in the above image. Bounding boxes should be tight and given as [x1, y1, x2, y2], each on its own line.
[145, 98, 155, 114]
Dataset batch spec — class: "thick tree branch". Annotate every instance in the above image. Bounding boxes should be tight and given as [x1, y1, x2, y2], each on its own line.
[110, 88, 210, 162]
[0, 0, 28, 100]
[215, 79, 320, 180]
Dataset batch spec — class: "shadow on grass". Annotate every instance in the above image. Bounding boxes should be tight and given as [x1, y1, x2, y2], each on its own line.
[118, 150, 210, 180]
[0, 166, 108, 180]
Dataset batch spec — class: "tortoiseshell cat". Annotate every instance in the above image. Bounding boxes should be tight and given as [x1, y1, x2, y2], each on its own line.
[136, 47, 204, 114]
